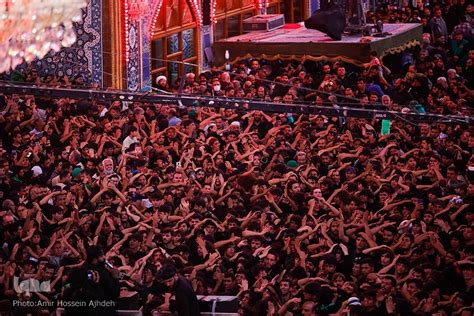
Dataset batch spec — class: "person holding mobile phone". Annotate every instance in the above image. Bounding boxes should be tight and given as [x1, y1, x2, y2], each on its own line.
[62, 245, 120, 316]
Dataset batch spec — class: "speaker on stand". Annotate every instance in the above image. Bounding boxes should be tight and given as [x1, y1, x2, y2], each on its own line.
[304, 4, 346, 41]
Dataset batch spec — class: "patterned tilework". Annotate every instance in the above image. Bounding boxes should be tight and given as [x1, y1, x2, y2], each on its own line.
[127, 0, 161, 91]
[183, 29, 195, 59]
[86, 0, 103, 86]
[127, 20, 140, 91]
[168, 34, 180, 55]
[168, 60, 179, 83]
[141, 19, 152, 91]
[201, 24, 212, 69]
[14, 0, 103, 87]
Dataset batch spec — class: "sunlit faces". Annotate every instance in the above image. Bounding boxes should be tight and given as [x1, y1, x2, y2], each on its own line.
[360, 261, 374, 275]
[380, 252, 393, 266]
[329, 221, 340, 235]
[355, 236, 368, 250]
[362, 294, 376, 309]
[161, 231, 172, 245]
[172, 173, 183, 183]
[313, 188, 323, 198]
[250, 60, 260, 70]
[283, 94, 293, 103]
[301, 301, 315, 316]
[250, 238, 262, 251]
[341, 281, 356, 295]
[274, 280, 290, 297]
[263, 253, 277, 269]
[290, 182, 301, 193]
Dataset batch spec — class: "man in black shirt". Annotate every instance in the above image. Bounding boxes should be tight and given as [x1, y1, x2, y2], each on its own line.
[160, 265, 200, 316]
[63, 245, 120, 316]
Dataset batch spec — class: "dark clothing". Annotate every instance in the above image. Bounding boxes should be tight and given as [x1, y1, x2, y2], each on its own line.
[439, 264, 466, 295]
[271, 83, 290, 98]
[390, 88, 413, 105]
[443, 5, 463, 33]
[361, 306, 386, 316]
[169, 276, 200, 316]
[429, 17, 448, 39]
[450, 38, 470, 66]
[135, 281, 163, 304]
[62, 263, 120, 316]
[250, 119, 273, 140]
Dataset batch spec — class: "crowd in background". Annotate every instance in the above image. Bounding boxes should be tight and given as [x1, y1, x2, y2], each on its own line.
[0, 0, 473, 315]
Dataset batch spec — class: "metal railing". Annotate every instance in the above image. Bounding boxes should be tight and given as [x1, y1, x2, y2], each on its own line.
[0, 82, 471, 125]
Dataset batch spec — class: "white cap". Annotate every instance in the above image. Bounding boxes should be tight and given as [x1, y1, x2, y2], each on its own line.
[230, 121, 240, 128]
[143, 199, 153, 209]
[398, 220, 413, 231]
[348, 297, 361, 306]
[204, 123, 217, 134]
[31, 166, 43, 177]
[156, 75, 167, 84]
[53, 183, 66, 190]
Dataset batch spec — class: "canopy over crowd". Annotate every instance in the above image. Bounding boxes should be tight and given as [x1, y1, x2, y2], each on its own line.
[0, 1, 474, 315]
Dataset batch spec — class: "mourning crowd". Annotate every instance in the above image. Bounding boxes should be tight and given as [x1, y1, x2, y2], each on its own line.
[0, 1, 473, 315]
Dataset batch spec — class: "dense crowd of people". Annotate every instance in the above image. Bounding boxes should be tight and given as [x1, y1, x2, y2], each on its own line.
[0, 1, 473, 315]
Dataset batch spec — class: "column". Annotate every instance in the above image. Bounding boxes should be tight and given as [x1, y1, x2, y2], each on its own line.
[310, 0, 319, 13]
[141, 17, 152, 91]
[103, 0, 125, 89]
[88, 0, 104, 86]
[126, 19, 141, 91]
[201, 0, 213, 69]
[140, 0, 163, 91]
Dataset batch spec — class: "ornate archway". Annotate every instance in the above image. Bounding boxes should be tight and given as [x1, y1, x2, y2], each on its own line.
[118, 0, 203, 90]
[102, 0, 313, 90]
[148, 0, 202, 37]
[148, 0, 203, 84]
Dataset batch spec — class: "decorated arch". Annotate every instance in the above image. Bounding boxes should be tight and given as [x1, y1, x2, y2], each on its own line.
[112, 0, 313, 90]
[123, 0, 203, 91]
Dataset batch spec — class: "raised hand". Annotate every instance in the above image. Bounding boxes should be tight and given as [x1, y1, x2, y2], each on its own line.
[385, 296, 396, 314]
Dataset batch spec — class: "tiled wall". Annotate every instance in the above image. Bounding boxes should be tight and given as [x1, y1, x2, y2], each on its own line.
[14, 0, 103, 87]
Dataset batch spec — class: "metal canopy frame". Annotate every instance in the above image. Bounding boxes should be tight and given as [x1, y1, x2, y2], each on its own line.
[0, 83, 472, 125]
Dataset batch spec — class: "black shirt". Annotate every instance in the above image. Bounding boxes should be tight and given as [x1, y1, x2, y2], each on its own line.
[62, 262, 120, 316]
[169, 276, 200, 316]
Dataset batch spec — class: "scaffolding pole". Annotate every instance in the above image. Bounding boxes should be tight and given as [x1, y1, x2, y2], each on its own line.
[0, 83, 472, 125]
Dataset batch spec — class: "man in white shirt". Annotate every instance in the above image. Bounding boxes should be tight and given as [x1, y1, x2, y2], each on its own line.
[122, 127, 140, 153]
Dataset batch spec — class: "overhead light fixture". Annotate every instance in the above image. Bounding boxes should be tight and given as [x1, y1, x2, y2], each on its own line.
[0, 0, 87, 73]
